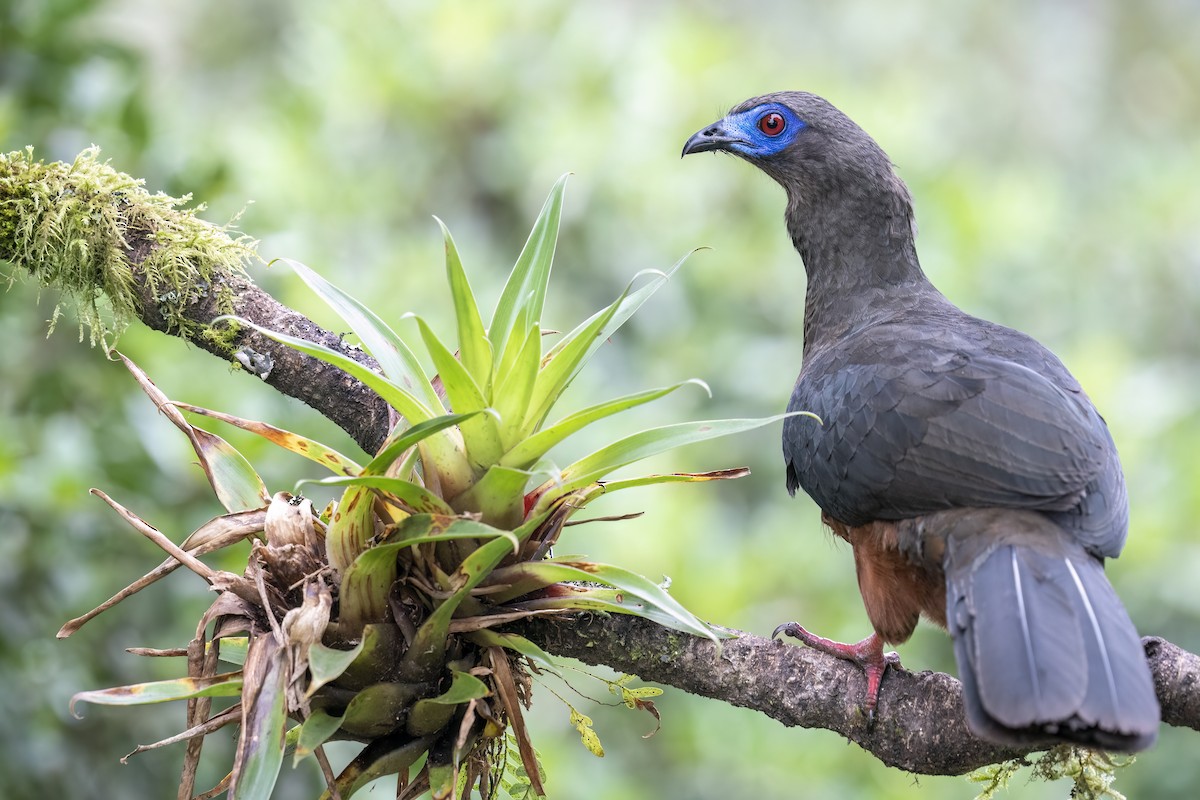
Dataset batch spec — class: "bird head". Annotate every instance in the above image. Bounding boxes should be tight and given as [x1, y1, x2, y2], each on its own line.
[682, 91, 915, 246]
[688, 92, 906, 191]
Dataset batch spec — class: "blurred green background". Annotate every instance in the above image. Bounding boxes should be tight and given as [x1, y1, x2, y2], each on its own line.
[3, 0, 1199, 798]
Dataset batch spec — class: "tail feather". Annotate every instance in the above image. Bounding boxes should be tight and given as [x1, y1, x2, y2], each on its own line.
[945, 510, 1159, 752]
[1060, 555, 1160, 739]
[958, 545, 1085, 726]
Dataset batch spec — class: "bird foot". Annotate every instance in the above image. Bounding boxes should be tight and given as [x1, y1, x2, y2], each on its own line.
[772, 624, 900, 724]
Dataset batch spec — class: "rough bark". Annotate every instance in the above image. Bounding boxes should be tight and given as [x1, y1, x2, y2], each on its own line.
[126, 230, 392, 454]
[511, 617, 1200, 776]
[1145, 636, 1200, 731]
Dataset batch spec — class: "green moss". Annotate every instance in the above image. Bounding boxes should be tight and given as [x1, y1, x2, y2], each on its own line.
[1031, 746, 1132, 800]
[969, 747, 1133, 800]
[199, 316, 243, 357]
[0, 146, 257, 345]
[969, 757, 1026, 799]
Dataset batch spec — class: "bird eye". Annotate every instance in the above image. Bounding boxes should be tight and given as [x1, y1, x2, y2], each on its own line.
[758, 112, 786, 137]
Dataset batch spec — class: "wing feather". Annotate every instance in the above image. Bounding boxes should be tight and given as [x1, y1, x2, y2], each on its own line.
[783, 327, 1108, 529]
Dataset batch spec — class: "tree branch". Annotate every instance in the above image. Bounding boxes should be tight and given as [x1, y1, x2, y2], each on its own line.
[511, 616, 1200, 776]
[126, 234, 393, 454]
[6, 151, 1197, 777]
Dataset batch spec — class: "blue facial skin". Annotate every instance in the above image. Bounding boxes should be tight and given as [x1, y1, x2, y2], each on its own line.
[721, 103, 807, 158]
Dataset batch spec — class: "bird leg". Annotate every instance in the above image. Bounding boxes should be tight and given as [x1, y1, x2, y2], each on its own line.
[772, 623, 900, 723]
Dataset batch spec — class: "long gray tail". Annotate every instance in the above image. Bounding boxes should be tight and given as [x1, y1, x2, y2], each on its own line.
[944, 510, 1159, 751]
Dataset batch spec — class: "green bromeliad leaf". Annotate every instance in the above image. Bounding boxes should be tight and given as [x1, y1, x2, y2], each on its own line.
[588, 467, 750, 493]
[488, 174, 567, 369]
[365, 411, 477, 473]
[529, 413, 808, 513]
[491, 322, 542, 448]
[342, 682, 424, 738]
[325, 484, 376, 581]
[411, 315, 488, 414]
[219, 316, 435, 425]
[518, 468, 749, 539]
[519, 277, 632, 437]
[217, 315, 478, 496]
[282, 257, 443, 413]
[499, 379, 710, 470]
[306, 639, 368, 696]
[300, 474, 454, 516]
[339, 513, 525, 649]
[422, 670, 490, 705]
[293, 709, 343, 765]
[464, 629, 555, 669]
[435, 217, 492, 390]
[519, 584, 724, 641]
[449, 464, 532, 527]
[214, 636, 249, 666]
[544, 251, 694, 366]
[485, 558, 723, 643]
[410, 314, 504, 467]
[189, 427, 272, 513]
[294, 413, 481, 518]
[495, 300, 534, 397]
[230, 635, 289, 800]
[324, 735, 435, 800]
[70, 673, 244, 710]
[344, 516, 521, 575]
[397, 511, 550, 682]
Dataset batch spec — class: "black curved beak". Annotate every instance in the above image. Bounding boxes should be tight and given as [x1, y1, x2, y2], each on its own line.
[681, 121, 743, 157]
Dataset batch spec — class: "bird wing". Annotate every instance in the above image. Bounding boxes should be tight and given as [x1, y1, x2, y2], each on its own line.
[783, 322, 1112, 532]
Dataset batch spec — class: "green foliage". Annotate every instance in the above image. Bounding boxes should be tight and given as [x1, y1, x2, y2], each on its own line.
[496, 730, 547, 800]
[70, 673, 245, 708]
[0, 146, 256, 344]
[970, 748, 1134, 800]
[969, 758, 1025, 800]
[569, 708, 604, 758]
[65, 179, 785, 799]
[1030, 747, 1133, 800]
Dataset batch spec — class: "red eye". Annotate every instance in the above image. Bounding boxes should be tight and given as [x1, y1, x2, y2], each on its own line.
[759, 112, 786, 136]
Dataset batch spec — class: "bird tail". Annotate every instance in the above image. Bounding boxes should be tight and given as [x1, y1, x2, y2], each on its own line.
[944, 509, 1159, 752]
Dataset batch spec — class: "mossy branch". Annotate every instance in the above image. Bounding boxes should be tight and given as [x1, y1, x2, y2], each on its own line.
[0, 147, 391, 452]
[0, 146, 254, 343]
[4, 149, 1198, 780]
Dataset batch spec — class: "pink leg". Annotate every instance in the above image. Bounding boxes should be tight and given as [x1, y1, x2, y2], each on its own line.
[773, 623, 901, 723]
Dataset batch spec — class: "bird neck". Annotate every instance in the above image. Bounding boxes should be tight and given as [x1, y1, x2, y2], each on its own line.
[785, 184, 936, 353]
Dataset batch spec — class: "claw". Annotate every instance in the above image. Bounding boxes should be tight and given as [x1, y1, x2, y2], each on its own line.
[774, 623, 899, 724]
[771, 621, 798, 641]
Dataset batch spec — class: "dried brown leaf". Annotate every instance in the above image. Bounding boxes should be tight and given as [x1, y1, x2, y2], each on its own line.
[121, 705, 240, 764]
[488, 647, 545, 797]
[57, 508, 264, 637]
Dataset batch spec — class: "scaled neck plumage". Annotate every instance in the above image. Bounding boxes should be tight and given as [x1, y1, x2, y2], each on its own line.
[785, 176, 941, 357]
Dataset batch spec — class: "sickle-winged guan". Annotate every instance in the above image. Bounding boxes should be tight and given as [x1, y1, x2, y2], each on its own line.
[682, 91, 1159, 752]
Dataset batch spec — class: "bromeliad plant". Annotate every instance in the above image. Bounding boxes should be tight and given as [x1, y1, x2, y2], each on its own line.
[64, 177, 791, 799]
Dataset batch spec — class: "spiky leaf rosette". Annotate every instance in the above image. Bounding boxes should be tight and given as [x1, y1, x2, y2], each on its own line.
[66, 178, 801, 800]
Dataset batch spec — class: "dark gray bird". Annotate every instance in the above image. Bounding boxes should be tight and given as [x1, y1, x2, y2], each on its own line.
[682, 91, 1160, 751]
